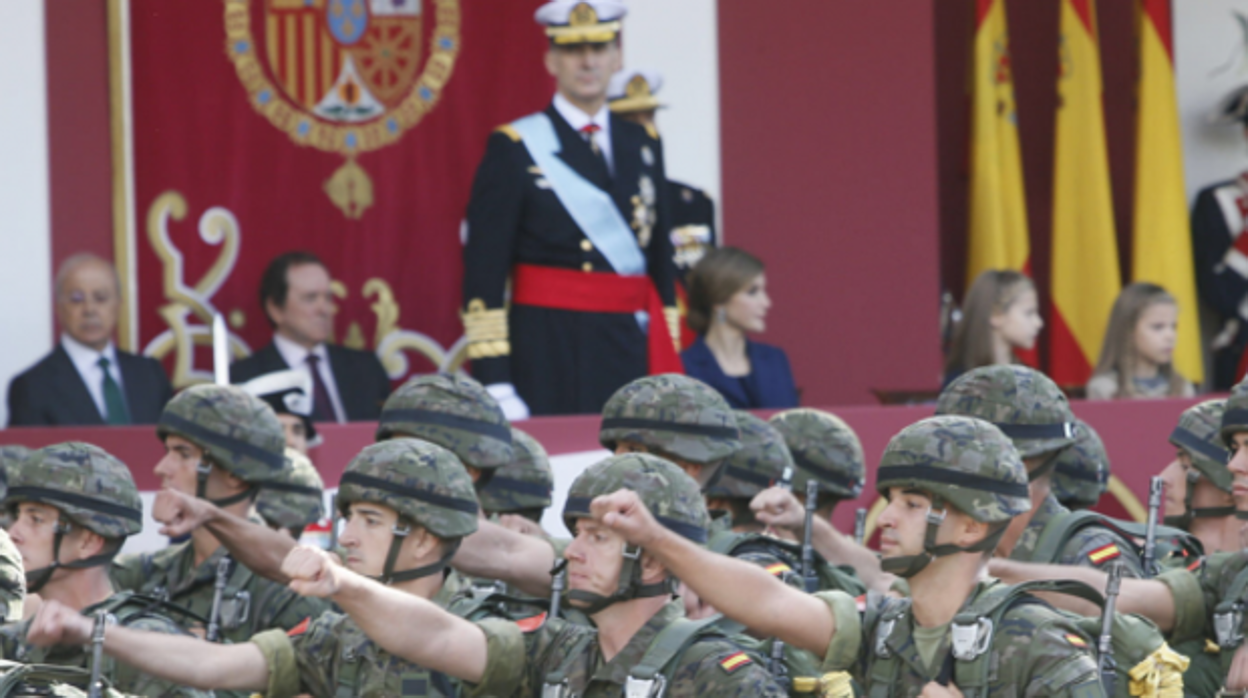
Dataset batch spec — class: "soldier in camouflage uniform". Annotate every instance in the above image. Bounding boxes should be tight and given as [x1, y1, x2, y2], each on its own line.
[936, 365, 1150, 575]
[767, 409, 866, 521]
[3, 442, 210, 698]
[271, 453, 787, 697]
[28, 439, 516, 698]
[1051, 419, 1111, 511]
[255, 448, 325, 540]
[594, 416, 1114, 696]
[0, 445, 25, 622]
[477, 426, 554, 530]
[1156, 399, 1240, 554]
[109, 385, 326, 651]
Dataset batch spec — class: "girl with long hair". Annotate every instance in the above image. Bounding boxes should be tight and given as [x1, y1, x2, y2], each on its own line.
[943, 270, 1042, 386]
[1086, 282, 1195, 399]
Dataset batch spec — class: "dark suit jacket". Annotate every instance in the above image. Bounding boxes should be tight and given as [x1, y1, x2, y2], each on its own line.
[229, 342, 390, 421]
[681, 337, 799, 410]
[7, 344, 174, 426]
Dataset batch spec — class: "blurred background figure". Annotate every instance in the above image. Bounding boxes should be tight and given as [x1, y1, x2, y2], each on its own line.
[682, 247, 798, 409]
[239, 369, 319, 454]
[943, 269, 1042, 388]
[7, 254, 172, 426]
[1050, 419, 1110, 511]
[230, 251, 391, 422]
[608, 68, 717, 289]
[1086, 282, 1196, 399]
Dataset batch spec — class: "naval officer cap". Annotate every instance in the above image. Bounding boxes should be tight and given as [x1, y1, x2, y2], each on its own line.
[609, 69, 664, 114]
[536, 1, 628, 45]
[1213, 84, 1248, 126]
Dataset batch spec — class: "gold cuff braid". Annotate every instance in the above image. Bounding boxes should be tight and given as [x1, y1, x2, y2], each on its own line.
[462, 299, 510, 359]
[1128, 643, 1190, 698]
[663, 306, 681, 353]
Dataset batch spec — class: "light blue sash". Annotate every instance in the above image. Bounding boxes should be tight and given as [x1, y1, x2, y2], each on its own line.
[512, 113, 646, 276]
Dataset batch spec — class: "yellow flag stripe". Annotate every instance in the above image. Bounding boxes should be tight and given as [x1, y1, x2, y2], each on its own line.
[1050, 0, 1121, 371]
[1131, 10, 1204, 383]
[967, 0, 1030, 285]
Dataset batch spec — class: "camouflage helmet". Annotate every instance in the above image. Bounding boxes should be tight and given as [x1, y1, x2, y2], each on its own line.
[598, 374, 741, 465]
[876, 416, 1031, 524]
[1051, 420, 1111, 509]
[156, 384, 287, 483]
[256, 448, 326, 531]
[1173, 400, 1231, 492]
[768, 408, 866, 500]
[936, 365, 1077, 460]
[1221, 380, 1248, 446]
[376, 374, 513, 471]
[478, 427, 554, 514]
[5, 442, 142, 539]
[703, 412, 794, 500]
[338, 438, 480, 540]
[0, 445, 31, 502]
[563, 452, 710, 539]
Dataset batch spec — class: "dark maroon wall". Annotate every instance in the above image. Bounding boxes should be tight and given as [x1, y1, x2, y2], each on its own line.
[44, 0, 114, 337]
[717, 2, 944, 406]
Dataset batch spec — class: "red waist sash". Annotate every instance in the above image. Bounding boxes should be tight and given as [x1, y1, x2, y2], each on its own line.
[511, 263, 683, 375]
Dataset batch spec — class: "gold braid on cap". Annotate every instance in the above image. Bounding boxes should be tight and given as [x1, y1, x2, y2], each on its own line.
[546, 3, 621, 44]
[610, 74, 662, 114]
[462, 299, 510, 359]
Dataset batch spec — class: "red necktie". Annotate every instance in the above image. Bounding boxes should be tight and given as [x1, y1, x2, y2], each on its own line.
[305, 354, 335, 422]
[580, 124, 603, 157]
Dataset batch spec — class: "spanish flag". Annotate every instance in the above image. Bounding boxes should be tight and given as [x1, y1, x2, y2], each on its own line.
[966, 0, 1030, 284]
[1049, 0, 1122, 387]
[1131, 0, 1204, 384]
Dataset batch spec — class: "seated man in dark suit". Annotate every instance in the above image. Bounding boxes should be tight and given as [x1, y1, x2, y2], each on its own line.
[229, 251, 391, 421]
[7, 254, 174, 426]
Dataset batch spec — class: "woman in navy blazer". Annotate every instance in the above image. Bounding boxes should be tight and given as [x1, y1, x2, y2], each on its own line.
[680, 247, 798, 409]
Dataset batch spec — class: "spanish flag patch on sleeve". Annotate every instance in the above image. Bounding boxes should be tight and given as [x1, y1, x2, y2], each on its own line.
[1065, 634, 1088, 648]
[287, 617, 311, 637]
[719, 652, 752, 674]
[514, 613, 547, 633]
[1087, 543, 1121, 565]
[765, 563, 792, 577]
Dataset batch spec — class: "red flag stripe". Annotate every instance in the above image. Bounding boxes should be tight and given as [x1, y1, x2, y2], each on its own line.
[1048, 306, 1093, 386]
[1069, 0, 1098, 39]
[1141, 0, 1174, 63]
[975, 0, 995, 28]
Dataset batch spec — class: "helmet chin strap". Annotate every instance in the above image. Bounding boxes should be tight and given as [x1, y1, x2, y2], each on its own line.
[25, 521, 118, 594]
[1164, 469, 1236, 528]
[196, 462, 257, 509]
[566, 542, 672, 615]
[878, 501, 1009, 579]
[371, 520, 461, 585]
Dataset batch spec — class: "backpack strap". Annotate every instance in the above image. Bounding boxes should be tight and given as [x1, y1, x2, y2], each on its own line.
[628, 615, 726, 696]
[1213, 563, 1248, 653]
[541, 631, 597, 698]
[707, 529, 745, 556]
[1031, 510, 1114, 566]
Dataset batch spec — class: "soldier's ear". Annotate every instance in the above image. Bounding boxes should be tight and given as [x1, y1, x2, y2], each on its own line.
[69, 528, 107, 561]
[638, 550, 667, 583]
[954, 512, 988, 548]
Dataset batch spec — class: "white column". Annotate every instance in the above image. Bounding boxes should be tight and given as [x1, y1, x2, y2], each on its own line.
[622, 0, 722, 235]
[0, 0, 52, 427]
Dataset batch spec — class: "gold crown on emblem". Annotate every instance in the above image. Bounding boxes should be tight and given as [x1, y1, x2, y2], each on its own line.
[546, 2, 621, 44]
[626, 75, 652, 99]
[569, 2, 598, 27]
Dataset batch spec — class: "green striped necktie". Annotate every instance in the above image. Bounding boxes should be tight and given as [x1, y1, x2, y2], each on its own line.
[97, 356, 131, 426]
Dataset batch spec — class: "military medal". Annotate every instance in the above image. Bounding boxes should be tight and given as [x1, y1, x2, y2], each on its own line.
[641, 144, 654, 167]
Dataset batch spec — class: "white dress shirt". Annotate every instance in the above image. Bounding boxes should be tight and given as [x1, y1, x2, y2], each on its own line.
[272, 333, 346, 423]
[60, 334, 125, 422]
[553, 92, 614, 175]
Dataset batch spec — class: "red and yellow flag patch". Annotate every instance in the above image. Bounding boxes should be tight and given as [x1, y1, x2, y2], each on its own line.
[514, 613, 547, 633]
[1087, 544, 1121, 565]
[765, 563, 792, 577]
[1065, 634, 1088, 648]
[719, 652, 752, 673]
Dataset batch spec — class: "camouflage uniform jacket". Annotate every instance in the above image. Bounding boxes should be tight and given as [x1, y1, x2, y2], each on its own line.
[466, 599, 787, 697]
[0, 592, 213, 698]
[250, 579, 506, 698]
[1008, 494, 1145, 576]
[815, 582, 1107, 696]
[0, 530, 23, 623]
[110, 541, 328, 643]
[1157, 550, 1248, 692]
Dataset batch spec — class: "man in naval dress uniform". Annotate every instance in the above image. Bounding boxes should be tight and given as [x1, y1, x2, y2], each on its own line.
[460, 1, 682, 418]
[1193, 85, 1248, 389]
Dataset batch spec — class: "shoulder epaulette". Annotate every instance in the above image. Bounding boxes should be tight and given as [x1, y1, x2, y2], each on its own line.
[644, 124, 660, 141]
[495, 124, 522, 143]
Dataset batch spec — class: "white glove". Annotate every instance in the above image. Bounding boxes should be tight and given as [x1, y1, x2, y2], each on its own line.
[487, 383, 530, 421]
